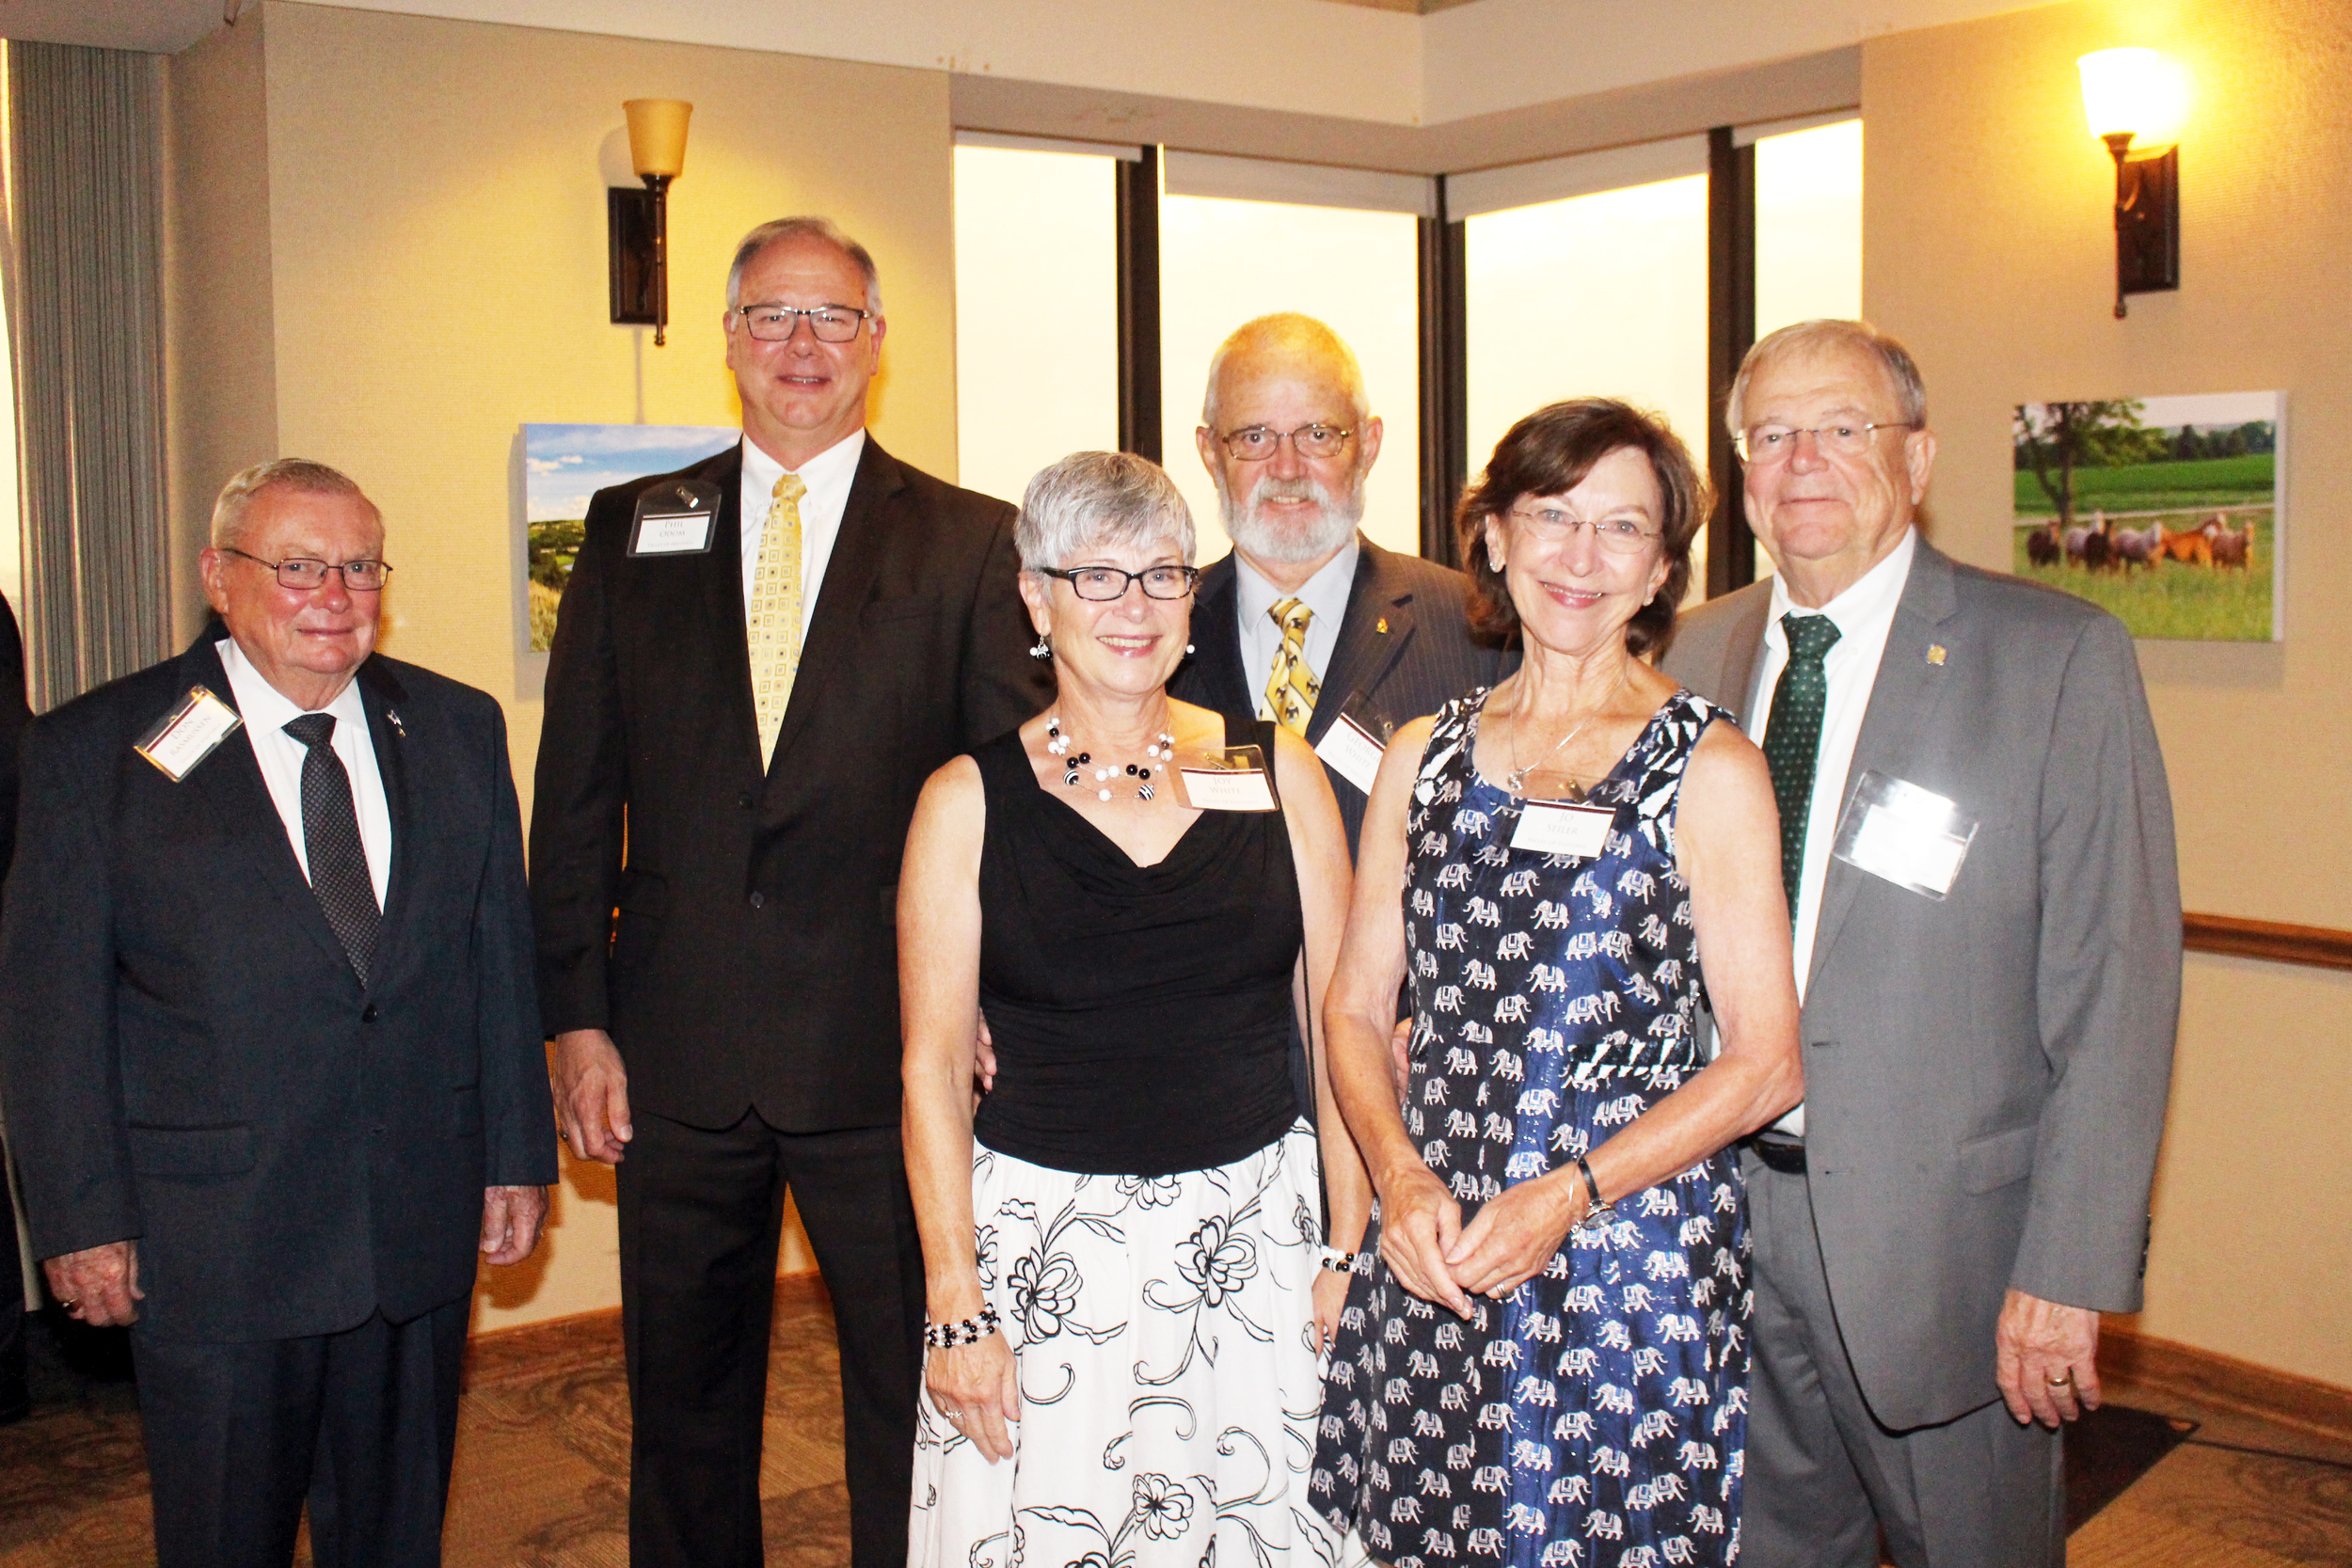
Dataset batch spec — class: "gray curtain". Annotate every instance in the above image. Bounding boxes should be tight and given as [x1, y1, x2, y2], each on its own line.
[4, 41, 171, 712]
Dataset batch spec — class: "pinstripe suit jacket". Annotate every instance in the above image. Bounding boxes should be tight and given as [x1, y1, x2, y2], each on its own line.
[1173, 536, 1512, 856]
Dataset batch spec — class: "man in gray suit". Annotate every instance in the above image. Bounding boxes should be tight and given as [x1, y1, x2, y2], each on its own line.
[1662, 320, 2180, 1567]
[1173, 312, 1508, 855]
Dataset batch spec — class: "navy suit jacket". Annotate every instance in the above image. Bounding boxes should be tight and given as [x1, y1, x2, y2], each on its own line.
[0, 633, 554, 1342]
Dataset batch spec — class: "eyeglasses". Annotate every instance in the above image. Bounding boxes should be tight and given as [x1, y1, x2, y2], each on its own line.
[732, 303, 871, 343]
[223, 548, 392, 592]
[1504, 506, 1659, 554]
[1216, 423, 1354, 462]
[1736, 420, 1918, 464]
[1038, 564, 1200, 601]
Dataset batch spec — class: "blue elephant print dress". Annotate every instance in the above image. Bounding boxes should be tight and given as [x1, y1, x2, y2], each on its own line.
[1311, 689, 1751, 1568]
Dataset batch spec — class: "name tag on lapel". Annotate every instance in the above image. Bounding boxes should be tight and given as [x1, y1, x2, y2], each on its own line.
[628, 479, 722, 556]
[1832, 769, 1979, 899]
[1175, 745, 1279, 812]
[1313, 695, 1391, 796]
[135, 687, 244, 781]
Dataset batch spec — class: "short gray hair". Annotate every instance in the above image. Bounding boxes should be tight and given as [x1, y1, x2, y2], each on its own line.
[210, 459, 376, 550]
[1726, 319, 1929, 435]
[1016, 451, 1196, 574]
[724, 216, 883, 316]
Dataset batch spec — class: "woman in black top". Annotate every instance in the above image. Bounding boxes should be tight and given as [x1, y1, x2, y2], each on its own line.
[899, 451, 1364, 1568]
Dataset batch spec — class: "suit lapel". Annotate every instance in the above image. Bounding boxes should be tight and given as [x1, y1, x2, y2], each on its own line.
[1311, 536, 1414, 742]
[1183, 557, 1254, 722]
[1804, 543, 1962, 990]
[691, 447, 760, 771]
[178, 636, 359, 977]
[356, 658, 416, 962]
[769, 436, 896, 772]
[1718, 587, 1773, 730]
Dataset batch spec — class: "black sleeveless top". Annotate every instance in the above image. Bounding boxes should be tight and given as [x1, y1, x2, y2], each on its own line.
[968, 721, 1303, 1178]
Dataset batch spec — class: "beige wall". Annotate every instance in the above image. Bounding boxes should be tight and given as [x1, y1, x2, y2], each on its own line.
[169, 0, 963, 1329]
[1863, 0, 2352, 1386]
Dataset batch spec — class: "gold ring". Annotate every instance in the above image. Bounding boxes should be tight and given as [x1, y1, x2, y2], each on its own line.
[2046, 1371, 2074, 1386]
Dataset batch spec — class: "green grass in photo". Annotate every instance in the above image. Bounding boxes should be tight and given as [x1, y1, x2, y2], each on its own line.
[2013, 453, 2275, 516]
[2010, 511, 2273, 641]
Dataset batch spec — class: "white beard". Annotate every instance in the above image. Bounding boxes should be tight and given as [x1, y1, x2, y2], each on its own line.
[1217, 471, 1365, 565]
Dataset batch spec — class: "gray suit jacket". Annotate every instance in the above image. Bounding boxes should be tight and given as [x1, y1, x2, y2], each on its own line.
[1662, 538, 2181, 1430]
[1173, 535, 1512, 855]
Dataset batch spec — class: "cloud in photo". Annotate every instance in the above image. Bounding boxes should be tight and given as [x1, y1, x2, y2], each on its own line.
[525, 422, 738, 521]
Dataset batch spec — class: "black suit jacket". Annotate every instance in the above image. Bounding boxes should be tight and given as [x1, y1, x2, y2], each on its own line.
[0, 633, 553, 1343]
[531, 436, 1049, 1132]
[1173, 535, 1511, 852]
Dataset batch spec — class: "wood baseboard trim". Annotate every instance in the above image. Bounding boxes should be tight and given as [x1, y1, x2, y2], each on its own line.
[2100, 1325, 2352, 1445]
[2183, 912, 2352, 972]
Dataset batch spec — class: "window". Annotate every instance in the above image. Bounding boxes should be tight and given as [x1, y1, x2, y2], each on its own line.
[1754, 118, 1864, 340]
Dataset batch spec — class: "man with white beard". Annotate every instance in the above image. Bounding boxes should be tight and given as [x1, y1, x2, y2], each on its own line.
[1173, 313, 1509, 853]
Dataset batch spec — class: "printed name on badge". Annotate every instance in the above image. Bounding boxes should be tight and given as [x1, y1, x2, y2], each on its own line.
[1509, 799, 1614, 858]
[628, 478, 723, 556]
[1176, 744, 1279, 812]
[1831, 769, 1979, 899]
[1313, 709, 1388, 796]
[134, 687, 245, 782]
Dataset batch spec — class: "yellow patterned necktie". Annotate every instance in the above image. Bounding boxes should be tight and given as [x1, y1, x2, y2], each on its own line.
[747, 472, 808, 768]
[1263, 596, 1320, 738]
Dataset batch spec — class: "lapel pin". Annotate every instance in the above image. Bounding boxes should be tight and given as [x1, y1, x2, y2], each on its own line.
[1927, 645, 1947, 666]
[386, 707, 407, 737]
[1376, 617, 1389, 635]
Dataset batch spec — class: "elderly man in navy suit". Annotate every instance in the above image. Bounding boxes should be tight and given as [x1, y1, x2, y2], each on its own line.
[0, 459, 553, 1568]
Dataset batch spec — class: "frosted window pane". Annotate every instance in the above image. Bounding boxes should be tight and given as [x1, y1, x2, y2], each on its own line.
[953, 145, 1120, 508]
[1465, 176, 1708, 594]
[1754, 119, 1864, 339]
[1159, 196, 1421, 564]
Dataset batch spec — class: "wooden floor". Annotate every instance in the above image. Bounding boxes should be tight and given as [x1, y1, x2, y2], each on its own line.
[1, 1275, 2345, 1566]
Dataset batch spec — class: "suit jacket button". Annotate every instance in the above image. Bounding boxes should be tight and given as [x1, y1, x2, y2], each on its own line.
[749, 892, 766, 910]
[739, 790, 755, 809]
[361, 1003, 379, 1022]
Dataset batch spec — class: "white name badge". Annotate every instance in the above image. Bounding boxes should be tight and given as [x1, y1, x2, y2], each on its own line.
[134, 687, 244, 782]
[1509, 799, 1614, 858]
[1831, 769, 1979, 899]
[628, 477, 723, 556]
[1177, 744, 1279, 812]
[1313, 709, 1388, 796]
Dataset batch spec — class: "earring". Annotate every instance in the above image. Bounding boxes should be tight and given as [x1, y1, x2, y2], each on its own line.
[1028, 633, 1052, 660]
[1489, 554, 1504, 572]
[1184, 642, 1196, 656]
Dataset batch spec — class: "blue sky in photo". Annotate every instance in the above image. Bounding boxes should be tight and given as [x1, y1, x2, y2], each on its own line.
[524, 422, 738, 521]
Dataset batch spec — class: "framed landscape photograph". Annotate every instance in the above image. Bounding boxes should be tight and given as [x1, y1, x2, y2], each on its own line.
[521, 422, 737, 651]
[2010, 391, 2283, 641]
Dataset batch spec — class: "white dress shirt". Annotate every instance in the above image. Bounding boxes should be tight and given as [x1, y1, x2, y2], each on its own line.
[738, 429, 866, 618]
[218, 636, 392, 909]
[1232, 534, 1360, 721]
[1748, 526, 1916, 1136]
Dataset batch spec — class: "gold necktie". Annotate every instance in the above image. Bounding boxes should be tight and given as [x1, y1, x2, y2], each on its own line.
[748, 472, 807, 767]
[1263, 596, 1319, 738]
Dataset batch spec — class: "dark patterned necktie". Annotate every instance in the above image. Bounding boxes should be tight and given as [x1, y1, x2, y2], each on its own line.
[1761, 612, 1843, 918]
[284, 713, 379, 984]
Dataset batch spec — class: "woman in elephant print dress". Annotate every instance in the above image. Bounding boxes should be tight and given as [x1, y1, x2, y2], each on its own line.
[1310, 400, 1803, 1568]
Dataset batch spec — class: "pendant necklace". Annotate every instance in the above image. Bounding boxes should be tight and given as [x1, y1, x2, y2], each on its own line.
[1045, 712, 1175, 802]
[1502, 670, 1628, 800]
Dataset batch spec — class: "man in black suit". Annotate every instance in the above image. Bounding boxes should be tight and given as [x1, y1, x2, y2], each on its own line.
[1173, 313, 1507, 854]
[0, 594, 31, 1424]
[0, 459, 554, 1566]
[532, 216, 1047, 1568]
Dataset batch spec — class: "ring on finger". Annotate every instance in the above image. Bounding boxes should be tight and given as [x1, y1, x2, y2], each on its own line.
[2046, 1370, 2074, 1386]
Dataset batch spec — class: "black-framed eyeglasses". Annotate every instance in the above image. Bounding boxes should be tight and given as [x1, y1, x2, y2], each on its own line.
[732, 302, 871, 343]
[222, 547, 391, 593]
[1038, 564, 1200, 601]
[1735, 420, 1918, 464]
[1216, 423, 1354, 462]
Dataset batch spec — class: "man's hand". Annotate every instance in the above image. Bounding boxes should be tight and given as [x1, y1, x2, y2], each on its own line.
[552, 1027, 632, 1164]
[1995, 1287, 2102, 1428]
[44, 1241, 141, 1327]
[480, 1185, 549, 1266]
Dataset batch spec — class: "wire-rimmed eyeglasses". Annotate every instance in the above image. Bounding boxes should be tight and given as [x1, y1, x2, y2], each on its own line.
[1735, 420, 1918, 464]
[1215, 423, 1354, 462]
[222, 548, 392, 592]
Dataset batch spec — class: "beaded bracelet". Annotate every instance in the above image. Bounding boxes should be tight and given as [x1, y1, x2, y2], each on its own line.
[923, 1306, 1001, 1350]
[1318, 1246, 1364, 1275]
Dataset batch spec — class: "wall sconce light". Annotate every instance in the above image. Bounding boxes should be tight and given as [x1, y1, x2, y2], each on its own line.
[2078, 49, 2188, 319]
[610, 99, 692, 345]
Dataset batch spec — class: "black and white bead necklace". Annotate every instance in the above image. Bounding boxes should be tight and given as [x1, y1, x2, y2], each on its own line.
[1045, 714, 1175, 802]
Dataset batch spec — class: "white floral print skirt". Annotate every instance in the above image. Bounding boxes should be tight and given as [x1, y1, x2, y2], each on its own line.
[910, 1122, 1359, 1568]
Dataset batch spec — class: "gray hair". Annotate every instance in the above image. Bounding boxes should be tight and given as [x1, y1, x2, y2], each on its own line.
[210, 458, 377, 550]
[1016, 451, 1196, 574]
[724, 216, 883, 316]
[1200, 312, 1370, 431]
[1725, 319, 1929, 435]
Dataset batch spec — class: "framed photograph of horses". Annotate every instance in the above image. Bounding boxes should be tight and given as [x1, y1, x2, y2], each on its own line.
[2010, 391, 2283, 641]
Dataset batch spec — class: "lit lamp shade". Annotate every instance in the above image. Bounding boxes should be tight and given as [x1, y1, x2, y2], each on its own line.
[624, 99, 693, 179]
[2077, 49, 2190, 150]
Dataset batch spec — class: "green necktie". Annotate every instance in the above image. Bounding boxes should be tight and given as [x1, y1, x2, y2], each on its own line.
[1762, 612, 1843, 918]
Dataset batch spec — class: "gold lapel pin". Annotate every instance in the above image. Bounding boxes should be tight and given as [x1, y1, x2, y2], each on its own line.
[1927, 645, 1947, 666]
[1376, 617, 1390, 634]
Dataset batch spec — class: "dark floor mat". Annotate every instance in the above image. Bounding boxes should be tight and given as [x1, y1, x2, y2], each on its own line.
[2067, 1402, 2200, 1530]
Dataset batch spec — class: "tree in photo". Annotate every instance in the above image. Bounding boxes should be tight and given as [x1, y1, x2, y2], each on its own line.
[2012, 401, 2159, 534]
